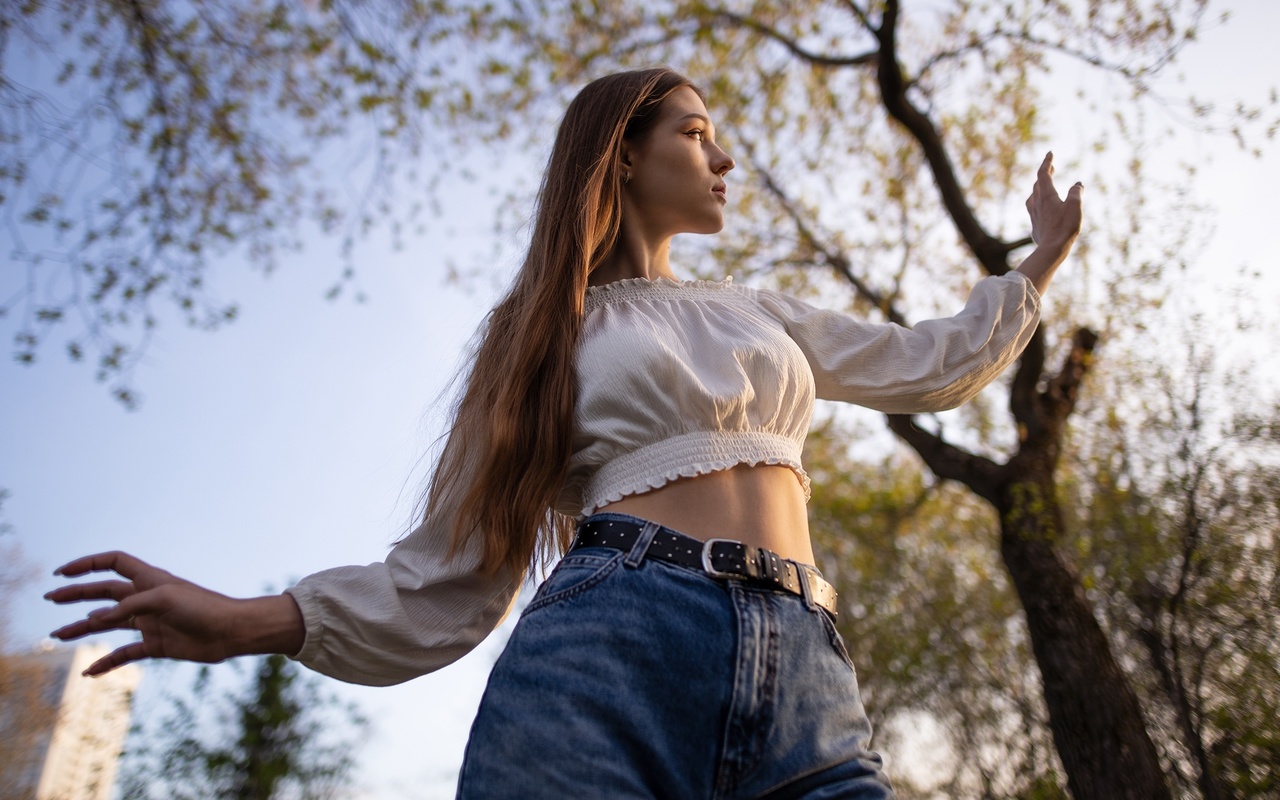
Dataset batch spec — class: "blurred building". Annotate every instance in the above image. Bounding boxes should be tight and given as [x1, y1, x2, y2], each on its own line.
[0, 643, 140, 800]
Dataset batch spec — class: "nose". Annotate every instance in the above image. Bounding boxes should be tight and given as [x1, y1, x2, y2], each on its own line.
[712, 144, 735, 176]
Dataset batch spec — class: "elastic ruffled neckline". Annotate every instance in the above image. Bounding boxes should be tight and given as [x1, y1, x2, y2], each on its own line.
[587, 275, 733, 293]
[585, 275, 735, 312]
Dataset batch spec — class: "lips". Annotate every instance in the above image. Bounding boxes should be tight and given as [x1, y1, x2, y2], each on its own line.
[712, 183, 727, 201]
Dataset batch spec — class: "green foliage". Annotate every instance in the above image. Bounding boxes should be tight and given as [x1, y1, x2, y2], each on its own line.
[1061, 321, 1280, 799]
[0, 0, 536, 402]
[119, 654, 368, 800]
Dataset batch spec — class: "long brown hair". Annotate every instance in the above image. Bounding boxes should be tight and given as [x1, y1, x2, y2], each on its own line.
[421, 68, 702, 576]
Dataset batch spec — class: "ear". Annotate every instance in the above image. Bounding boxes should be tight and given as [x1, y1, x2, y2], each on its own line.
[618, 139, 636, 171]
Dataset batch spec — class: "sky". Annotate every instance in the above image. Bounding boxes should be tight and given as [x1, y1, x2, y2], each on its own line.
[3, 3, 1279, 798]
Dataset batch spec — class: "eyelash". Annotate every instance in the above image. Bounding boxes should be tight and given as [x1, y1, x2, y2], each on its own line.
[686, 129, 706, 142]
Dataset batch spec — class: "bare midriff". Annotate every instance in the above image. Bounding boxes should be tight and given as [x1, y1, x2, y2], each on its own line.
[593, 464, 815, 565]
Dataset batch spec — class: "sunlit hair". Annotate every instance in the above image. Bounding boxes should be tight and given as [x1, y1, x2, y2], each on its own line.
[420, 68, 703, 576]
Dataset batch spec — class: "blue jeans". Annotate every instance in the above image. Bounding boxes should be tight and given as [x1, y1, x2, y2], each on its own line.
[457, 514, 895, 799]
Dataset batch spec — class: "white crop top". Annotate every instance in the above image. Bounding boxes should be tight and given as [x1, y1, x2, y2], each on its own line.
[287, 271, 1041, 685]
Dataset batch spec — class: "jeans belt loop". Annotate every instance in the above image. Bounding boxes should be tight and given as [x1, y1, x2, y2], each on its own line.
[796, 563, 816, 613]
[624, 520, 661, 568]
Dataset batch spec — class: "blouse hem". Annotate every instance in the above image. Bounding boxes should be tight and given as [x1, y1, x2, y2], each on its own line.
[577, 430, 811, 518]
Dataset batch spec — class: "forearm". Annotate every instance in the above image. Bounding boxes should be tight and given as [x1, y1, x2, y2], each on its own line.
[1015, 238, 1074, 296]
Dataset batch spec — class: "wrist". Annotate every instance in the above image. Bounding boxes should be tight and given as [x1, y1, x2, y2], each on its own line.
[1033, 231, 1078, 259]
[228, 594, 306, 658]
[1016, 242, 1071, 296]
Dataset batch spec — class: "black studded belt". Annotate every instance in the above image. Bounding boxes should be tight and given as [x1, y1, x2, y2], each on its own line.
[572, 516, 839, 617]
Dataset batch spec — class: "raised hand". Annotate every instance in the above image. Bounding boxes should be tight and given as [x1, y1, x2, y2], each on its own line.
[1017, 152, 1084, 295]
[46, 552, 304, 677]
[1027, 151, 1083, 252]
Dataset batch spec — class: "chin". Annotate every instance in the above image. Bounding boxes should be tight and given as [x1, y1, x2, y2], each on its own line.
[696, 213, 727, 235]
[671, 208, 726, 236]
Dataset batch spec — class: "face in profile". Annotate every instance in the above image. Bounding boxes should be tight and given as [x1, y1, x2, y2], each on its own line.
[622, 86, 735, 238]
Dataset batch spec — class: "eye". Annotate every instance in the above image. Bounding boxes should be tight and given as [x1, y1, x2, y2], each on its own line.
[685, 129, 705, 142]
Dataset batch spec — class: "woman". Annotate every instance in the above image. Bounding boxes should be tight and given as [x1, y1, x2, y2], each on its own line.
[47, 68, 1082, 798]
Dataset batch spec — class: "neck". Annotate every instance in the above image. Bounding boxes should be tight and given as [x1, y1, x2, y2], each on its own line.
[589, 221, 676, 287]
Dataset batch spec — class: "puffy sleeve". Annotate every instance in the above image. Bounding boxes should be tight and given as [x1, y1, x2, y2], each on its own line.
[752, 271, 1041, 414]
[284, 488, 523, 687]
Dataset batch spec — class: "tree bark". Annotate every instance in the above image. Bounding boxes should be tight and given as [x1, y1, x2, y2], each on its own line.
[996, 472, 1170, 800]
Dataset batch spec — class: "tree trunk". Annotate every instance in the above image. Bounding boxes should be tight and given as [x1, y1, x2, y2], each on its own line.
[997, 475, 1170, 800]
[887, 322, 1171, 798]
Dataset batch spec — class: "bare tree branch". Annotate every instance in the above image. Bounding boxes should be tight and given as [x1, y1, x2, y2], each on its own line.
[749, 154, 909, 326]
[874, 0, 1014, 276]
[839, 0, 875, 33]
[1042, 326, 1099, 422]
[701, 7, 878, 69]
[885, 414, 1003, 504]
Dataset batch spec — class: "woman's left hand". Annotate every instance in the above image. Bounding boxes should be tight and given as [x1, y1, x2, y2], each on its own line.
[1027, 151, 1083, 253]
[1016, 152, 1083, 295]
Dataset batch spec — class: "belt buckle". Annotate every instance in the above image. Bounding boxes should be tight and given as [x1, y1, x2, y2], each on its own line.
[701, 538, 745, 580]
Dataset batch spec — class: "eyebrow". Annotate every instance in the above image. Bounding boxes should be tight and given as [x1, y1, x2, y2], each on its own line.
[676, 112, 717, 138]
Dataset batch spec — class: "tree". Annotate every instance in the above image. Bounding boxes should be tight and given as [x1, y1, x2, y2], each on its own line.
[7, 1, 1276, 795]
[118, 654, 368, 800]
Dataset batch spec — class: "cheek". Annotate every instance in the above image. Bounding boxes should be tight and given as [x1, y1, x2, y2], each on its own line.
[653, 145, 701, 184]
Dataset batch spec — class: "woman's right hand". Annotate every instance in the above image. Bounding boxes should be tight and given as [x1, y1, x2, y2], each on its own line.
[45, 551, 305, 677]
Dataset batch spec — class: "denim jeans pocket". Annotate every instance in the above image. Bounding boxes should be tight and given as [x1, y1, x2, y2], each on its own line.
[524, 549, 623, 617]
[817, 607, 858, 672]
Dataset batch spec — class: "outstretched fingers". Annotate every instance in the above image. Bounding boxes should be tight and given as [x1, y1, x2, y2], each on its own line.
[1024, 151, 1084, 254]
[44, 579, 136, 605]
[46, 551, 245, 676]
[1040, 150, 1056, 175]
[83, 641, 151, 677]
[54, 550, 155, 580]
[50, 603, 135, 642]
[1066, 180, 1084, 205]
[1037, 152, 1061, 197]
[49, 579, 174, 641]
